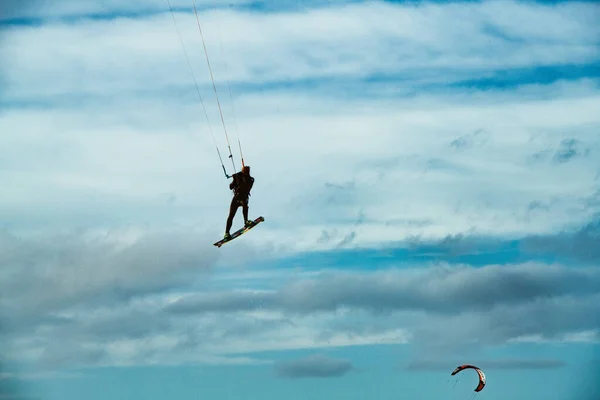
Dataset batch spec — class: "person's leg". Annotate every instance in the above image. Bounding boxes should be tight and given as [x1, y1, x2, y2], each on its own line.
[242, 199, 249, 224]
[225, 197, 239, 235]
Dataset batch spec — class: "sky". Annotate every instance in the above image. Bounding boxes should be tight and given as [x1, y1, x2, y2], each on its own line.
[1, 0, 599, 399]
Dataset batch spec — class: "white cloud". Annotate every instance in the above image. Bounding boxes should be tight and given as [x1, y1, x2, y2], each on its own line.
[3, 2, 599, 241]
[0, 0, 253, 20]
[509, 330, 600, 344]
[2, 1, 598, 101]
[1, 80, 599, 251]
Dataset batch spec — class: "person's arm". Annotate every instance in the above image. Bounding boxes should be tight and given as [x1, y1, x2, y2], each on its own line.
[229, 173, 239, 190]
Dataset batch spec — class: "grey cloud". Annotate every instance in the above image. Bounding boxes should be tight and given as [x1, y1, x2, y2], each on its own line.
[530, 148, 552, 163]
[179, 316, 297, 353]
[406, 358, 566, 371]
[315, 229, 356, 247]
[528, 138, 592, 165]
[384, 218, 432, 228]
[520, 218, 600, 263]
[317, 230, 333, 244]
[421, 233, 481, 256]
[324, 181, 355, 191]
[336, 231, 356, 248]
[449, 129, 489, 150]
[527, 200, 550, 212]
[422, 158, 473, 176]
[317, 209, 362, 246]
[35, 342, 107, 371]
[355, 209, 366, 225]
[161, 263, 600, 352]
[403, 232, 508, 258]
[407, 216, 600, 263]
[0, 229, 219, 327]
[168, 291, 273, 314]
[323, 180, 356, 207]
[74, 309, 173, 342]
[552, 138, 590, 164]
[450, 137, 471, 150]
[5, 263, 599, 370]
[275, 354, 353, 378]
[7, 310, 281, 370]
[167, 263, 600, 316]
[409, 294, 600, 354]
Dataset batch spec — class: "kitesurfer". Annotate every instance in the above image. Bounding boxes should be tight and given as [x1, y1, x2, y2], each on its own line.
[224, 166, 254, 240]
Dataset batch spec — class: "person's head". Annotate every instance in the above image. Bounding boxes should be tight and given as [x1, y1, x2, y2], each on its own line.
[242, 165, 250, 175]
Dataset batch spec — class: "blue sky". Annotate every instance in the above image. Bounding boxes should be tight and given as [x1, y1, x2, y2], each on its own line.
[1, 0, 599, 399]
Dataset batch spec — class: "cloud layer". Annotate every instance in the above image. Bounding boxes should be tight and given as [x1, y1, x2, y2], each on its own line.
[3, 0, 599, 101]
[1, 0, 599, 386]
[167, 262, 600, 316]
[1, 0, 599, 255]
[521, 218, 600, 263]
[406, 358, 567, 371]
[0, 228, 219, 324]
[2, 240, 598, 371]
[275, 354, 353, 378]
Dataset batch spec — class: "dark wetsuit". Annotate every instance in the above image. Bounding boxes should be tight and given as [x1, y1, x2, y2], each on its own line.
[226, 171, 254, 234]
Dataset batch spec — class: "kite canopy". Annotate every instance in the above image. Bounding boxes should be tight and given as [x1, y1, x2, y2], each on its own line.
[451, 365, 486, 392]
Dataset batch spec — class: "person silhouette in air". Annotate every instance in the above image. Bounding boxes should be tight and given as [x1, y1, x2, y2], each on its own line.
[224, 165, 254, 240]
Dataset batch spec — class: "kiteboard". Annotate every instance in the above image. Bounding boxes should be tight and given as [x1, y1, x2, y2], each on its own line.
[213, 216, 264, 248]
